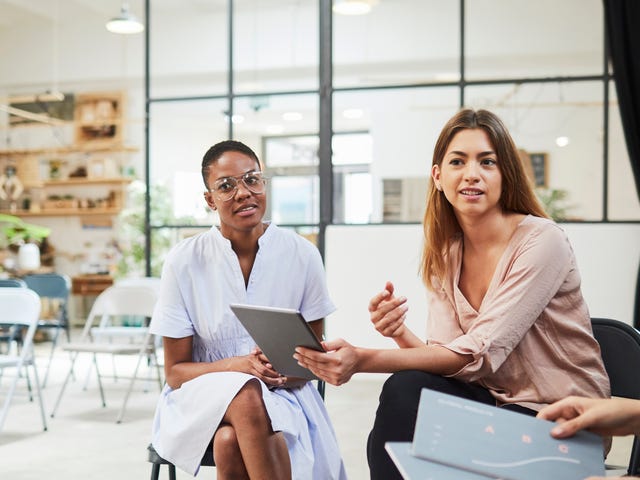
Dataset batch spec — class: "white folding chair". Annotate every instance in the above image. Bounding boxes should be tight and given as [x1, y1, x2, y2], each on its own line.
[0, 287, 48, 432]
[50, 284, 162, 423]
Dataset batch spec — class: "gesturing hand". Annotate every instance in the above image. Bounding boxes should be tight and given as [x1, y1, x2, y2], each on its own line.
[369, 281, 408, 338]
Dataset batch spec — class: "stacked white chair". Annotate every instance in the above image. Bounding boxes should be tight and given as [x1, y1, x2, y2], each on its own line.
[0, 287, 47, 432]
[50, 284, 162, 423]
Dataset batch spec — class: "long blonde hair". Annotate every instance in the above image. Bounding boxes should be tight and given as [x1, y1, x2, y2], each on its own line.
[420, 109, 549, 291]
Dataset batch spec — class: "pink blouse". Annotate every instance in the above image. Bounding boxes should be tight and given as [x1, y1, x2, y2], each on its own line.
[427, 215, 610, 411]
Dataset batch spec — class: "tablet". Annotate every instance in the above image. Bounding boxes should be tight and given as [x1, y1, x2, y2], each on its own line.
[229, 303, 324, 380]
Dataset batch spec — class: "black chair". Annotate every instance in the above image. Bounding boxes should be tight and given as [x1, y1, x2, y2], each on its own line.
[148, 443, 214, 480]
[591, 317, 640, 476]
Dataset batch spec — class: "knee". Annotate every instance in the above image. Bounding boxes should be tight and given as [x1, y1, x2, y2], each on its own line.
[214, 425, 247, 477]
[228, 380, 268, 423]
[378, 370, 432, 412]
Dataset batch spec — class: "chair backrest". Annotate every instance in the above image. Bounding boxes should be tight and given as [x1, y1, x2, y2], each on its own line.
[0, 278, 27, 288]
[591, 317, 640, 475]
[22, 273, 71, 301]
[81, 284, 158, 337]
[115, 276, 161, 295]
[0, 286, 41, 335]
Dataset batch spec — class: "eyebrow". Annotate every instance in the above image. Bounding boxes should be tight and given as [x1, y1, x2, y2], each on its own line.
[446, 150, 495, 157]
[213, 169, 257, 182]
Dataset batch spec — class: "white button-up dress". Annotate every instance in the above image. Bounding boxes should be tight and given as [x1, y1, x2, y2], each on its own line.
[149, 223, 347, 478]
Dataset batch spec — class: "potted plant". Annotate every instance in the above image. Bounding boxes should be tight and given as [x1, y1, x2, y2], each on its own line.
[0, 214, 51, 272]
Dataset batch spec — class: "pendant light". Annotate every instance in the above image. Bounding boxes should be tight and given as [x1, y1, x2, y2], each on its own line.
[106, 3, 144, 35]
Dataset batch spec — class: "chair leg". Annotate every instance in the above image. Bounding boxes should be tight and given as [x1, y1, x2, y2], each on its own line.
[93, 353, 107, 408]
[29, 355, 48, 431]
[41, 326, 61, 388]
[116, 350, 146, 423]
[149, 463, 160, 480]
[51, 351, 79, 418]
[0, 359, 25, 431]
[149, 462, 176, 480]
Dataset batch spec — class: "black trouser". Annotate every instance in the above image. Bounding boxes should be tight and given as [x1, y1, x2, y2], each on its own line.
[366, 370, 536, 480]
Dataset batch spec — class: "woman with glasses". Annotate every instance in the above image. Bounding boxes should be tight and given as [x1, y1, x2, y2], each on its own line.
[294, 109, 610, 480]
[149, 140, 346, 479]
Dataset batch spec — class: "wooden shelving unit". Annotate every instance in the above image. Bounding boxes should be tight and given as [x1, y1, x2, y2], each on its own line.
[0, 90, 137, 218]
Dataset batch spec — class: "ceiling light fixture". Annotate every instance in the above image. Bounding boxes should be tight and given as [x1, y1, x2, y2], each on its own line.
[333, 0, 377, 16]
[106, 3, 144, 35]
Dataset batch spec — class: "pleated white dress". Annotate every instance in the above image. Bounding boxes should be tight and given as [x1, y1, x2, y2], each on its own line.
[149, 223, 347, 479]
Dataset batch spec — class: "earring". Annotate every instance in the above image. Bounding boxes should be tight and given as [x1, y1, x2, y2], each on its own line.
[435, 184, 442, 191]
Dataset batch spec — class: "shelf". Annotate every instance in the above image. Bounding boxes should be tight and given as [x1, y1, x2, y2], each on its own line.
[2, 208, 122, 217]
[0, 145, 138, 156]
[42, 177, 132, 187]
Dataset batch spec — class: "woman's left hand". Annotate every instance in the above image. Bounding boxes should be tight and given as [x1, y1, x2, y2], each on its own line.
[294, 338, 358, 386]
[369, 281, 408, 338]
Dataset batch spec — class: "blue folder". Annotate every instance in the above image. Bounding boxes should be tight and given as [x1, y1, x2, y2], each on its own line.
[386, 388, 606, 480]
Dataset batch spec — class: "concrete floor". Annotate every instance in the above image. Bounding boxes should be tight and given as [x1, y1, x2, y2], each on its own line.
[0, 336, 632, 479]
[0, 335, 385, 479]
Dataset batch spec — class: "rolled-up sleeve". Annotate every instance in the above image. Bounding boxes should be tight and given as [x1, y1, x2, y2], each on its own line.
[428, 223, 575, 382]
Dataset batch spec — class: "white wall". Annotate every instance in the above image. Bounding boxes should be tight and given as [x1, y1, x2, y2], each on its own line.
[325, 223, 640, 350]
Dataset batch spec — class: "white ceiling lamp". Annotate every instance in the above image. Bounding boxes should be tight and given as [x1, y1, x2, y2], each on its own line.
[333, 0, 377, 15]
[106, 3, 144, 34]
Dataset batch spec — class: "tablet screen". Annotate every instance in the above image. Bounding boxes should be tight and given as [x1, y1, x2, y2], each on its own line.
[230, 303, 324, 380]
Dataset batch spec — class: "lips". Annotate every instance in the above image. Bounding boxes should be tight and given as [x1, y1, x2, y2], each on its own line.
[460, 188, 483, 196]
[234, 203, 259, 215]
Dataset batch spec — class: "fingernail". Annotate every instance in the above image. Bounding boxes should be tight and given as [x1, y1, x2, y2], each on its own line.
[551, 426, 563, 436]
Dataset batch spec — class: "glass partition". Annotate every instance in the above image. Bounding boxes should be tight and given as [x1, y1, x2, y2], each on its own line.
[334, 0, 460, 88]
[465, 0, 604, 80]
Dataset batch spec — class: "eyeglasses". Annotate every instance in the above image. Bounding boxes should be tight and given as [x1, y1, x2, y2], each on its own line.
[208, 170, 267, 202]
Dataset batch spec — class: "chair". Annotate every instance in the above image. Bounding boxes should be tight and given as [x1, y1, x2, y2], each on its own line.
[0, 287, 47, 432]
[0, 278, 27, 353]
[50, 284, 162, 423]
[591, 317, 640, 476]
[21, 273, 72, 387]
[148, 443, 215, 480]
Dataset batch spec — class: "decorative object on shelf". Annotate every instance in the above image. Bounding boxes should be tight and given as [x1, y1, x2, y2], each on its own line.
[0, 214, 51, 273]
[48, 159, 64, 179]
[18, 242, 40, 271]
[0, 165, 24, 213]
[74, 91, 124, 146]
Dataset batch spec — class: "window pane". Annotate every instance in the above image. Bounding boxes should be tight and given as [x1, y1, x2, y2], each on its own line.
[466, 0, 603, 80]
[149, 1, 228, 97]
[270, 175, 319, 225]
[233, 93, 318, 141]
[334, 88, 459, 223]
[333, 0, 460, 88]
[608, 83, 640, 220]
[466, 82, 604, 221]
[233, 0, 318, 93]
[149, 99, 229, 226]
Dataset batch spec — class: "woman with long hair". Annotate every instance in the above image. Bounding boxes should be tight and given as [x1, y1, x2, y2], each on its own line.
[295, 109, 610, 480]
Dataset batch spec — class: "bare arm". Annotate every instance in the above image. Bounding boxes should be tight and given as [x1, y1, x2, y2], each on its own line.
[163, 336, 285, 390]
[295, 338, 472, 386]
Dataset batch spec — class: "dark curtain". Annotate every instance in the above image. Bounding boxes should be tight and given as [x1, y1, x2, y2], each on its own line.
[603, 0, 640, 329]
[603, 0, 640, 202]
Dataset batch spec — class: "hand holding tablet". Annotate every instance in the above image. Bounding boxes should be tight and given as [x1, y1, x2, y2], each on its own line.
[230, 304, 325, 380]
